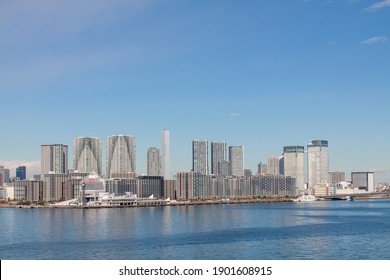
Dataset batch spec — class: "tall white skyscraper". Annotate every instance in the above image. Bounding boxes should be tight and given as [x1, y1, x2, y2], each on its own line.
[106, 135, 136, 178]
[147, 147, 160, 176]
[73, 136, 102, 175]
[283, 146, 305, 194]
[192, 139, 208, 175]
[161, 129, 170, 179]
[41, 144, 68, 175]
[211, 141, 226, 175]
[307, 140, 329, 189]
[229, 146, 244, 176]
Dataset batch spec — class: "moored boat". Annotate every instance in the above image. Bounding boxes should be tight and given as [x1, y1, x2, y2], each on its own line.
[293, 194, 318, 202]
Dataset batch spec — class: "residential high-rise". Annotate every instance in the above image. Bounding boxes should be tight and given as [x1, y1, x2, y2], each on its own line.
[192, 140, 208, 175]
[0, 166, 10, 184]
[147, 147, 160, 176]
[267, 155, 283, 175]
[218, 160, 231, 176]
[283, 146, 305, 194]
[244, 169, 252, 177]
[257, 162, 267, 175]
[211, 141, 226, 175]
[16, 166, 27, 180]
[73, 137, 102, 175]
[161, 129, 170, 179]
[41, 144, 68, 175]
[229, 146, 244, 176]
[307, 140, 329, 189]
[106, 135, 136, 179]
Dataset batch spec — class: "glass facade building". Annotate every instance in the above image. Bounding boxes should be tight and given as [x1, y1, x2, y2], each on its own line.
[16, 166, 26, 180]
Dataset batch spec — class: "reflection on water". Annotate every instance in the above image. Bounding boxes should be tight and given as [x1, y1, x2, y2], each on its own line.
[1, 200, 390, 259]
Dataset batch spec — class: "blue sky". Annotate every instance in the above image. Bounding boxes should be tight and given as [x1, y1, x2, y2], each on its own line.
[1, 0, 390, 181]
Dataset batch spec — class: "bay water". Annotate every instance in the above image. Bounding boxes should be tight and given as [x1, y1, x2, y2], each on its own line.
[1, 200, 390, 259]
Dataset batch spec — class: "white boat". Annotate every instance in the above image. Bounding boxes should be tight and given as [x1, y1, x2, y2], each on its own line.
[293, 194, 318, 202]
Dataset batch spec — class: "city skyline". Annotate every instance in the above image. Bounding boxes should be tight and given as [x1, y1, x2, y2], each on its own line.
[1, 1, 390, 183]
[0, 133, 388, 183]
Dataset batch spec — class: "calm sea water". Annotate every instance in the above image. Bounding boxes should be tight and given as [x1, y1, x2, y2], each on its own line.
[1, 200, 390, 260]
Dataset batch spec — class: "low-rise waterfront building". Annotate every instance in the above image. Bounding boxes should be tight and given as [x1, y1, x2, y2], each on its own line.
[43, 173, 68, 202]
[137, 176, 164, 199]
[164, 179, 176, 199]
[351, 172, 375, 192]
[14, 180, 44, 202]
[106, 178, 137, 196]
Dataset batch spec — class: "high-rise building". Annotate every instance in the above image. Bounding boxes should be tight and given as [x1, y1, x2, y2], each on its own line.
[211, 141, 226, 175]
[106, 135, 136, 179]
[329, 171, 345, 183]
[43, 173, 68, 201]
[307, 140, 329, 189]
[41, 144, 68, 175]
[218, 160, 231, 176]
[14, 180, 43, 202]
[147, 147, 160, 176]
[257, 162, 267, 175]
[73, 137, 102, 175]
[161, 129, 170, 179]
[283, 146, 305, 194]
[267, 155, 283, 175]
[192, 140, 208, 175]
[229, 146, 244, 176]
[0, 166, 10, 185]
[16, 166, 27, 180]
[244, 169, 252, 177]
[176, 171, 207, 200]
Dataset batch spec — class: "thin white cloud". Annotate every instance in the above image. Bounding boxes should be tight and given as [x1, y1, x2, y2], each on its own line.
[229, 113, 240, 117]
[366, 0, 390, 11]
[360, 36, 388, 44]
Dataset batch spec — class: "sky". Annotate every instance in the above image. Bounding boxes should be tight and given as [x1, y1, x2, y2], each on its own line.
[1, 0, 390, 182]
